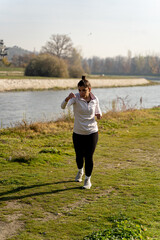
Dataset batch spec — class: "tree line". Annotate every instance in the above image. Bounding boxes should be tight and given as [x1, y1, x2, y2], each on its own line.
[2, 35, 160, 77]
[86, 54, 160, 76]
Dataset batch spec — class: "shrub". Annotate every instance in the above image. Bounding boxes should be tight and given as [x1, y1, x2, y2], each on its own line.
[2, 57, 11, 66]
[25, 54, 69, 77]
[83, 215, 148, 240]
[68, 64, 84, 78]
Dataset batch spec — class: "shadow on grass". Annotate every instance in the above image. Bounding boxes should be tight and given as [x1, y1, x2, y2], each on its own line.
[0, 181, 82, 202]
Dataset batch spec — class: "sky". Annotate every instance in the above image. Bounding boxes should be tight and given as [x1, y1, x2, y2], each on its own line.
[1, 0, 160, 58]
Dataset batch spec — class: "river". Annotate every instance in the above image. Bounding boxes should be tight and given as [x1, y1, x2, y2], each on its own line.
[0, 84, 160, 128]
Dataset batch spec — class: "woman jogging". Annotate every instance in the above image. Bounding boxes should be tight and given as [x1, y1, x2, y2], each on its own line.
[61, 76, 102, 189]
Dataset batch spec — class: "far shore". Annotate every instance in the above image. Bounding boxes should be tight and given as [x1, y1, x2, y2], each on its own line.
[0, 78, 150, 92]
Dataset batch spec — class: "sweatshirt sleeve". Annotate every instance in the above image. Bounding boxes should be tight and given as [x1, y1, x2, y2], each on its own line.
[61, 100, 67, 109]
[95, 97, 102, 116]
[61, 97, 76, 109]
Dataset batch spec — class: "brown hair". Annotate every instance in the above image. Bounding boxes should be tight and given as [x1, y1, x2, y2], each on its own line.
[78, 76, 91, 88]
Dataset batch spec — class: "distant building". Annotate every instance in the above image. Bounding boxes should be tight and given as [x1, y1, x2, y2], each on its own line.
[0, 40, 8, 60]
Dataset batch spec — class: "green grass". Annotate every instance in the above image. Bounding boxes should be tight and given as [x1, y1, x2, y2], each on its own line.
[0, 67, 24, 72]
[0, 67, 24, 78]
[88, 74, 143, 79]
[0, 68, 154, 80]
[0, 108, 160, 239]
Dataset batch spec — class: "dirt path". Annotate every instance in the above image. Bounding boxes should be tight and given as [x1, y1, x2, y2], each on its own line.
[0, 78, 150, 91]
[0, 201, 24, 240]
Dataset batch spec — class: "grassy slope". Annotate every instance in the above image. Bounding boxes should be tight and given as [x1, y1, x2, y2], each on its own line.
[0, 108, 160, 240]
[0, 67, 150, 79]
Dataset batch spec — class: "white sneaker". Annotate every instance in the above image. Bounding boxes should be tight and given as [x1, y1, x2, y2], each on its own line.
[75, 169, 84, 182]
[83, 177, 92, 189]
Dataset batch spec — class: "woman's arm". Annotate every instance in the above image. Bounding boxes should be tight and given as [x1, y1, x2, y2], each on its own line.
[95, 97, 102, 119]
[61, 92, 76, 109]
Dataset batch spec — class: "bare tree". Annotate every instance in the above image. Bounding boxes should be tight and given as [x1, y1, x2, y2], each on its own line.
[41, 34, 73, 58]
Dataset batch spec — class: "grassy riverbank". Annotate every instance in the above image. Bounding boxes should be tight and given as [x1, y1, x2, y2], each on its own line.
[0, 67, 147, 79]
[0, 108, 160, 239]
[0, 67, 159, 80]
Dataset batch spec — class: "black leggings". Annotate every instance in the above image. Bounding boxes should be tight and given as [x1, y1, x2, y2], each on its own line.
[72, 132, 98, 177]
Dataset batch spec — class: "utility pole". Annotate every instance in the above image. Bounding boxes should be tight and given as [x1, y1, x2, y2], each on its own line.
[0, 40, 9, 60]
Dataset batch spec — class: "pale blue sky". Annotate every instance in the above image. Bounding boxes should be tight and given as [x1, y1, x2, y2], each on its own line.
[1, 0, 160, 58]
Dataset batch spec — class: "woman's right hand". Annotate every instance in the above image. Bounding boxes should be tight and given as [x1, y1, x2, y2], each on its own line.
[65, 92, 76, 102]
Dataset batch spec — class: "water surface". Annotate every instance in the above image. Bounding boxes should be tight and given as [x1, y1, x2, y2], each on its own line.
[0, 85, 159, 128]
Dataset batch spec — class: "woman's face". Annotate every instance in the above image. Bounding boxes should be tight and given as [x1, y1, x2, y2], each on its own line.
[78, 86, 91, 99]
